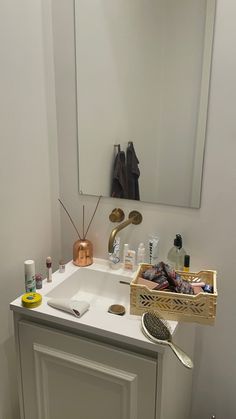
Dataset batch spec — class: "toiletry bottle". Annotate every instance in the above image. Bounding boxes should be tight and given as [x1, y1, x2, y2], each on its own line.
[124, 249, 136, 271]
[35, 273, 43, 289]
[148, 234, 159, 265]
[123, 243, 129, 266]
[109, 236, 121, 269]
[167, 234, 186, 271]
[137, 243, 146, 264]
[46, 256, 52, 282]
[183, 254, 190, 272]
[24, 260, 36, 292]
[59, 260, 66, 273]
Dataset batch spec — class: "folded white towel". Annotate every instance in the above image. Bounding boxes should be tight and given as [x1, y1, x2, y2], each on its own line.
[47, 298, 90, 318]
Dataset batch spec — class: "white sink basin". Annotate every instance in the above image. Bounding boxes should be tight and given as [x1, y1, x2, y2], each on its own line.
[10, 258, 178, 352]
[46, 265, 132, 310]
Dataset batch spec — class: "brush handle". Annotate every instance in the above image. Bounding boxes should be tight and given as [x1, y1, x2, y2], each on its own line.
[168, 341, 193, 369]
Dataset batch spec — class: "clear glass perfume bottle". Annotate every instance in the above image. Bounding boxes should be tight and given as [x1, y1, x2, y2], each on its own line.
[167, 234, 186, 271]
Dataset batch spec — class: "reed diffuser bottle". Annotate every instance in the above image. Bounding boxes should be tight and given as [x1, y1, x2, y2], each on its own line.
[73, 238, 93, 267]
[58, 197, 101, 267]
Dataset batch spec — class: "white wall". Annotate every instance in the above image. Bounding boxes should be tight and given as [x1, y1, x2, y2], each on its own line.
[0, 1, 60, 418]
[1, 0, 234, 418]
[54, 0, 236, 418]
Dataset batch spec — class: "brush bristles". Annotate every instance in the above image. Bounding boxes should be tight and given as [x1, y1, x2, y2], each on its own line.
[143, 312, 171, 341]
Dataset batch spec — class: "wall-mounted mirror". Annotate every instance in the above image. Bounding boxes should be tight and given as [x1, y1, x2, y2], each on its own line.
[75, 0, 215, 208]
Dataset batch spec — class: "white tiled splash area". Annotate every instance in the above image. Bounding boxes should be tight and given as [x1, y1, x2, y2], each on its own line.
[0, 1, 236, 419]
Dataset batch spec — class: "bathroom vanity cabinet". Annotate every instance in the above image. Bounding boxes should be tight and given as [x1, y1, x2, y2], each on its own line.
[18, 320, 156, 419]
[11, 260, 195, 419]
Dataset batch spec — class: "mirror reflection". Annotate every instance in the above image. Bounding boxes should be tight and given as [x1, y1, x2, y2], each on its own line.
[75, 0, 215, 208]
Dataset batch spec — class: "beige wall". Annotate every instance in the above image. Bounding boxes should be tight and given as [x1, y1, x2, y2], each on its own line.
[0, 1, 60, 417]
[54, 1, 236, 418]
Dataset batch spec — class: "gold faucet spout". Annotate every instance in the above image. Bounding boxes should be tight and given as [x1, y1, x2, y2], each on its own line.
[108, 210, 142, 253]
[108, 219, 133, 253]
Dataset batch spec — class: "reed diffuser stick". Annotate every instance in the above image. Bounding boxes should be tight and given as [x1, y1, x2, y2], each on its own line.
[84, 195, 102, 239]
[82, 205, 85, 239]
[58, 199, 82, 240]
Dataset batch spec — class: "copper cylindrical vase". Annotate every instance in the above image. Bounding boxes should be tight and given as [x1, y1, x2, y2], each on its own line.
[73, 239, 93, 267]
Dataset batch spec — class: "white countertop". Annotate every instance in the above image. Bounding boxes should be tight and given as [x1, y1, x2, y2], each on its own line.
[10, 259, 178, 354]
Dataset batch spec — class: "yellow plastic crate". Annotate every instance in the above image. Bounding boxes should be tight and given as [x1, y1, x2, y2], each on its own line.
[130, 264, 218, 325]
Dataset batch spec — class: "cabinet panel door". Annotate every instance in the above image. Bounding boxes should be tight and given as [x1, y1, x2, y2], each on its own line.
[19, 321, 157, 419]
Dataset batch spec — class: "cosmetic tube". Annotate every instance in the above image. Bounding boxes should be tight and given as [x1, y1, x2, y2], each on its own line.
[46, 256, 52, 282]
[148, 235, 159, 265]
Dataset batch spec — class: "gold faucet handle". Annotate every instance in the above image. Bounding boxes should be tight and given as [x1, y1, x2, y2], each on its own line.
[109, 208, 125, 223]
[128, 210, 143, 224]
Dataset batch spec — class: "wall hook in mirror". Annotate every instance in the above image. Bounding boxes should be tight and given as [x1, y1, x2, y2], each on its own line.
[114, 144, 121, 152]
